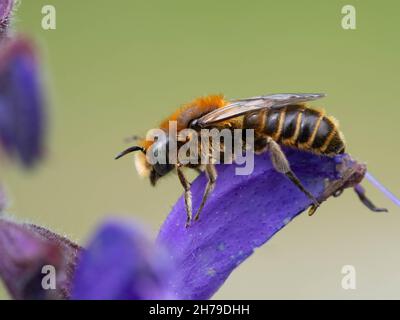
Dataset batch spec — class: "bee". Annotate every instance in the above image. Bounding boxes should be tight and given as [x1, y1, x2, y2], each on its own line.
[116, 93, 386, 226]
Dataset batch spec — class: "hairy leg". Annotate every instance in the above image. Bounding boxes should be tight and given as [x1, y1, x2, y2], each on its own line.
[266, 137, 320, 214]
[194, 163, 217, 222]
[176, 164, 193, 227]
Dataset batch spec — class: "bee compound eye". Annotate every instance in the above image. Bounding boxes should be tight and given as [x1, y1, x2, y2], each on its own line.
[149, 140, 174, 176]
[151, 140, 168, 160]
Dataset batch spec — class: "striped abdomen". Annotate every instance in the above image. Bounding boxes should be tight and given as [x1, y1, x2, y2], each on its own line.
[243, 105, 345, 156]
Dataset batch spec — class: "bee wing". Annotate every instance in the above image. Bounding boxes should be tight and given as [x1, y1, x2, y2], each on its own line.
[195, 93, 326, 127]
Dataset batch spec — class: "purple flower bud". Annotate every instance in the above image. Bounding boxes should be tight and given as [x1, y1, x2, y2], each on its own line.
[157, 150, 367, 299]
[0, 218, 81, 299]
[0, 37, 46, 168]
[72, 219, 172, 300]
[0, 0, 13, 39]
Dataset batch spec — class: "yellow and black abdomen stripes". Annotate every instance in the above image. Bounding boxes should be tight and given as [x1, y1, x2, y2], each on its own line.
[242, 104, 345, 156]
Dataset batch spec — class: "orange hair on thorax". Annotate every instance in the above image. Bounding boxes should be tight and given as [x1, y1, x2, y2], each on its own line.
[140, 94, 227, 151]
[160, 94, 227, 131]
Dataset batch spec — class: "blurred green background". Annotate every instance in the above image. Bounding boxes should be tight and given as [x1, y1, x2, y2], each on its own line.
[1, 0, 399, 299]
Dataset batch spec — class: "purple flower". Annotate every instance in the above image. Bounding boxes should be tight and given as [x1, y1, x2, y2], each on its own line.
[71, 219, 172, 300]
[0, 37, 46, 168]
[0, 149, 373, 300]
[157, 150, 366, 299]
[1, 0, 396, 300]
[0, 218, 81, 299]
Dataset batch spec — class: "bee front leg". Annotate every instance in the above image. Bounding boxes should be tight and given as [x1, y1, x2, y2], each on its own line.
[176, 164, 193, 227]
[194, 163, 217, 222]
[266, 137, 320, 214]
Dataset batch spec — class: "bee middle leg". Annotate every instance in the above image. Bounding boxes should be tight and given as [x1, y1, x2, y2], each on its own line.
[266, 137, 320, 214]
[176, 164, 193, 227]
[194, 163, 217, 222]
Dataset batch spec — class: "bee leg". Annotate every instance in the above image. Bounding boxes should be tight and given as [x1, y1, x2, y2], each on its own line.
[266, 137, 320, 213]
[194, 164, 217, 222]
[354, 184, 388, 212]
[176, 164, 193, 227]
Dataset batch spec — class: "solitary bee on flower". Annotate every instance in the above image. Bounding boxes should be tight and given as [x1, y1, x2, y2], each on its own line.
[116, 93, 387, 226]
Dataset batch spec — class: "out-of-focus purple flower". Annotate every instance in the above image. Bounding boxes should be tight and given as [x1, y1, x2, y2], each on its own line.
[0, 0, 13, 39]
[72, 219, 172, 300]
[157, 150, 366, 299]
[0, 218, 81, 299]
[0, 37, 46, 168]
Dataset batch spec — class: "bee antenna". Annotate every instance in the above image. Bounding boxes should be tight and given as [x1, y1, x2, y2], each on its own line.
[115, 146, 145, 160]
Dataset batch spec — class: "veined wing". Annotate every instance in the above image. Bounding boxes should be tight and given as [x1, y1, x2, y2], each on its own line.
[194, 93, 326, 127]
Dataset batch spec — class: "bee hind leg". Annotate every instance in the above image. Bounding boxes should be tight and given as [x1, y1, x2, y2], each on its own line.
[194, 163, 217, 222]
[176, 164, 193, 227]
[266, 137, 320, 214]
[354, 184, 388, 212]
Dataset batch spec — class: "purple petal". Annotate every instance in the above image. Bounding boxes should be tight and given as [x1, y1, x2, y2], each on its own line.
[72, 219, 172, 300]
[0, 0, 13, 39]
[157, 149, 365, 299]
[0, 37, 46, 168]
[0, 218, 82, 299]
[26, 223, 83, 298]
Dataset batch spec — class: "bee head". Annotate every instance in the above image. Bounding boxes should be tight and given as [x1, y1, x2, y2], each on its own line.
[147, 138, 174, 185]
[115, 137, 174, 186]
